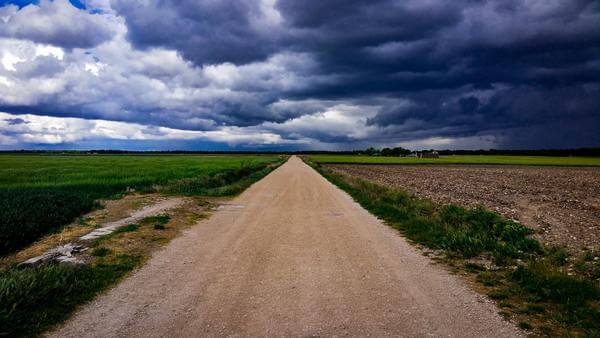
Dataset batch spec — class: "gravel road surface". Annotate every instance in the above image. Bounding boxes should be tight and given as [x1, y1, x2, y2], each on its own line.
[50, 156, 521, 337]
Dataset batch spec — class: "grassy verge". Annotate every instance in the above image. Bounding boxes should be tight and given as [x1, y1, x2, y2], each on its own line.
[0, 204, 197, 337]
[0, 155, 284, 255]
[0, 158, 286, 336]
[307, 159, 599, 336]
[0, 255, 140, 336]
[161, 160, 282, 196]
[308, 154, 600, 166]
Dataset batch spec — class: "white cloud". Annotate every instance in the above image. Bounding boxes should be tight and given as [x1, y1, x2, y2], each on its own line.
[35, 44, 64, 59]
[265, 104, 378, 140]
[397, 135, 501, 150]
[0, 112, 294, 146]
[0, 76, 11, 87]
[0, 23, 328, 129]
[0, 0, 118, 48]
[1, 51, 24, 71]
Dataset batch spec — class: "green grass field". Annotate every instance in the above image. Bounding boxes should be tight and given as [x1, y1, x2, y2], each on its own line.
[0, 154, 283, 255]
[308, 155, 600, 166]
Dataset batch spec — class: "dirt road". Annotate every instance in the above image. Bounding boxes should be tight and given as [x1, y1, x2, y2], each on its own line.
[51, 156, 521, 337]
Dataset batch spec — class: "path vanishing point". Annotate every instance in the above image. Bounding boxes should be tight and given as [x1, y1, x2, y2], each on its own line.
[51, 156, 521, 337]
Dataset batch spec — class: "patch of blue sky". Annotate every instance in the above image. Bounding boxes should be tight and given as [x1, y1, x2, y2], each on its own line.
[0, 0, 85, 9]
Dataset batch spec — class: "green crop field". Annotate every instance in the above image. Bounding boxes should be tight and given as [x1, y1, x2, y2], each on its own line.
[0, 154, 283, 255]
[308, 155, 600, 166]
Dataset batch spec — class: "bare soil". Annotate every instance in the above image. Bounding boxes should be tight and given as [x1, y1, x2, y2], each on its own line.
[327, 164, 600, 252]
[50, 157, 521, 337]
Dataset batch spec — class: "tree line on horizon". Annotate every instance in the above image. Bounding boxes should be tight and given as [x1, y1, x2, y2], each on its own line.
[1, 147, 600, 157]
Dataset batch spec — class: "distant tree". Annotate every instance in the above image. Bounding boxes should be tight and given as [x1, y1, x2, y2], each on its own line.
[391, 147, 411, 156]
[364, 147, 378, 156]
[373, 146, 412, 157]
[381, 147, 392, 156]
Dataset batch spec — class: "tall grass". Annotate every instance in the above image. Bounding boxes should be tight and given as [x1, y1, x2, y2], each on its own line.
[163, 161, 278, 196]
[0, 255, 141, 336]
[0, 155, 283, 255]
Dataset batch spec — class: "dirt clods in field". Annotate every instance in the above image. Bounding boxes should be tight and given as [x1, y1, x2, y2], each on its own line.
[327, 164, 600, 252]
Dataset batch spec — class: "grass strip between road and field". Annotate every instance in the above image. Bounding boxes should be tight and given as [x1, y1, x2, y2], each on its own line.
[305, 158, 599, 337]
[0, 157, 286, 337]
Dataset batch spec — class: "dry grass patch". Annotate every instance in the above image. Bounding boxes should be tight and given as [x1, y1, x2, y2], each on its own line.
[0, 194, 169, 270]
[88, 200, 211, 264]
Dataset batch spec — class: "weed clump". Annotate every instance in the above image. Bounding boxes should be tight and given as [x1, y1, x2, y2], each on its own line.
[518, 321, 533, 330]
[488, 290, 510, 300]
[510, 262, 599, 308]
[91, 247, 111, 257]
[139, 215, 170, 231]
[116, 224, 139, 233]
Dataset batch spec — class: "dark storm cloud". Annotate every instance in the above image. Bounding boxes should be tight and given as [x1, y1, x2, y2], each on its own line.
[110, 0, 281, 65]
[279, 0, 600, 89]
[279, 0, 600, 147]
[1, 0, 599, 148]
[366, 83, 600, 146]
[4, 117, 27, 125]
[115, 0, 598, 95]
[279, 0, 462, 54]
[13, 55, 65, 77]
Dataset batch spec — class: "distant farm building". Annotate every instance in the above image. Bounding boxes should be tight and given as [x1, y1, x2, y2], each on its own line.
[417, 151, 439, 159]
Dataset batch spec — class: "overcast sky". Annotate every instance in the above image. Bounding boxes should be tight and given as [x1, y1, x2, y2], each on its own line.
[0, 0, 599, 150]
